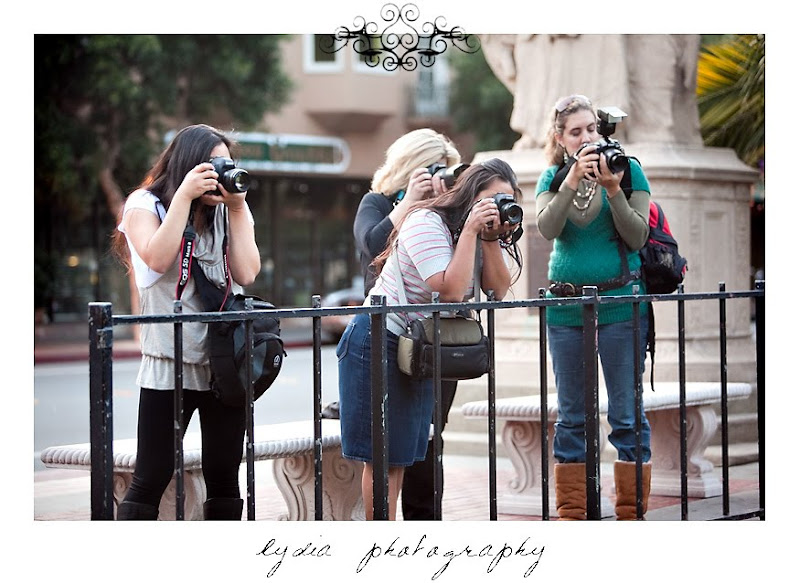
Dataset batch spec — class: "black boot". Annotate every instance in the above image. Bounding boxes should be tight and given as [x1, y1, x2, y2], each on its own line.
[116, 500, 159, 520]
[203, 497, 244, 520]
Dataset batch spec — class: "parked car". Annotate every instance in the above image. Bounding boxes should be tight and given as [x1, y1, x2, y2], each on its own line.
[320, 279, 365, 343]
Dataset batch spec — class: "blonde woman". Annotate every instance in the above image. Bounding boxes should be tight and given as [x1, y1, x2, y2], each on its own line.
[345, 129, 462, 520]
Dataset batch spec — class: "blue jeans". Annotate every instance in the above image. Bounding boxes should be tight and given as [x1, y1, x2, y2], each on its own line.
[548, 320, 651, 463]
[337, 313, 434, 467]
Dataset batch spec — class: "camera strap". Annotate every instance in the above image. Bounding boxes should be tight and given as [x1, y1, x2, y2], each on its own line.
[175, 205, 197, 301]
[548, 157, 577, 193]
[174, 203, 232, 309]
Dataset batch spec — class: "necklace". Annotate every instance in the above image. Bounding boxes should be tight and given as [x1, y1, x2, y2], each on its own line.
[573, 181, 597, 214]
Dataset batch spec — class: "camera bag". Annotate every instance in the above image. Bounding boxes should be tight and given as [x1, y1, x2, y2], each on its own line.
[392, 243, 490, 381]
[176, 206, 285, 407]
[397, 314, 490, 381]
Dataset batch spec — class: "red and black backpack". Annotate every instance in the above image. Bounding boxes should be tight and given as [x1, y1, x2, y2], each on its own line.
[620, 159, 688, 295]
[620, 159, 688, 389]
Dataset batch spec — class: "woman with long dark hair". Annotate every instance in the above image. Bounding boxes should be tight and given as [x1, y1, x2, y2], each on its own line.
[113, 124, 260, 520]
[338, 158, 521, 519]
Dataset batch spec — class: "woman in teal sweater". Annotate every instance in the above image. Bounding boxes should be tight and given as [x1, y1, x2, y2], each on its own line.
[535, 94, 652, 520]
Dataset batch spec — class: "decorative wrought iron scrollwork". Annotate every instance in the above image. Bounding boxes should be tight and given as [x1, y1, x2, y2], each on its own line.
[319, 2, 480, 71]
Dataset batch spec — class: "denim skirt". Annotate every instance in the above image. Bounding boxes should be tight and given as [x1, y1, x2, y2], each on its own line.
[337, 313, 434, 467]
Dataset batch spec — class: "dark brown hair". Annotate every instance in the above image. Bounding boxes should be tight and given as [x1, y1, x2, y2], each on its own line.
[111, 124, 236, 270]
[371, 158, 520, 275]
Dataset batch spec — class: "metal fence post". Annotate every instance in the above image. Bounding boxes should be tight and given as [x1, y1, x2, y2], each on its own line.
[369, 294, 389, 520]
[486, 289, 497, 521]
[244, 297, 256, 521]
[755, 279, 765, 518]
[89, 302, 114, 520]
[312, 295, 324, 521]
[538, 288, 550, 520]
[581, 286, 601, 520]
[431, 292, 443, 521]
[172, 299, 185, 521]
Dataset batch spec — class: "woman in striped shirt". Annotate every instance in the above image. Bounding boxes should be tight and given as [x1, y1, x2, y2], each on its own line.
[337, 160, 520, 519]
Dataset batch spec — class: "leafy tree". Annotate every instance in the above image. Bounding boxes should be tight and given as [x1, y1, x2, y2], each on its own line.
[448, 47, 520, 152]
[34, 35, 292, 314]
[697, 34, 765, 167]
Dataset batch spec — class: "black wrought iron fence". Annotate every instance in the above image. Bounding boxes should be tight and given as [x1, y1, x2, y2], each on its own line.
[88, 280, 764, 521]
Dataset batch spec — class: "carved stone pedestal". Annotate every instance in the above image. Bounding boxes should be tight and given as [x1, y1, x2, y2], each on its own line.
[273, 446, 365, 521]
[497, 414, 614, 518]
[649, 407, 722, 498]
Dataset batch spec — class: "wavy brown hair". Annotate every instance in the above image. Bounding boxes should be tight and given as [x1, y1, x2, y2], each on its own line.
[371, 158, 520, 276]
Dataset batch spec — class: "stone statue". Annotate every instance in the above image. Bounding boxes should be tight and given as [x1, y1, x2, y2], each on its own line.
[481, 34, 703, 148]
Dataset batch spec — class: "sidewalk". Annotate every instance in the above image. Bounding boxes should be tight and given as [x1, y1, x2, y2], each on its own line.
[34, 453, 761, 521]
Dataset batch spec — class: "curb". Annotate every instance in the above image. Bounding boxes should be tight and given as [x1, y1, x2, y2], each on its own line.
[34, 338, 316, 365]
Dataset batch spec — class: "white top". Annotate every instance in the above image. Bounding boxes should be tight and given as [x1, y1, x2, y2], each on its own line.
[118, 189, 169, 288]
[117, 189, 253, 390]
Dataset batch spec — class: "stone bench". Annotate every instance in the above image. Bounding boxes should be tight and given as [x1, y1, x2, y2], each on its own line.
[460, 381, 752, 517]
[39, 419, 364, 521]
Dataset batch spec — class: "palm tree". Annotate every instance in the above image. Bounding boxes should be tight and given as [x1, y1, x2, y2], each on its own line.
[696, 34, 765, 168]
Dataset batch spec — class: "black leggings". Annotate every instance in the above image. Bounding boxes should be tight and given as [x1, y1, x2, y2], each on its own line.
[123, 388, 246, 507]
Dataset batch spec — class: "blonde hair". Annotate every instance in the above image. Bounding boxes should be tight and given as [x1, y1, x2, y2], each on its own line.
[371, 128, 461, 196]
[544, 95, 595, 166]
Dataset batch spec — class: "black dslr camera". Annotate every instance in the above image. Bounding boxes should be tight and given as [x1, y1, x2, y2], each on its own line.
[493, 193, 523, 226]
[209, 156, 251, 194]
[427, 162, 469, 189]
[578, 106, 629, 174]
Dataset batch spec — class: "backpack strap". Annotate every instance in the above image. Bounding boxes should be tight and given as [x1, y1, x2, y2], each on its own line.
[548, 157, 576, 193]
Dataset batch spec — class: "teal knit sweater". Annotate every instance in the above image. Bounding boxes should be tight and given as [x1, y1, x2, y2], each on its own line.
[536, 161, 650, 326]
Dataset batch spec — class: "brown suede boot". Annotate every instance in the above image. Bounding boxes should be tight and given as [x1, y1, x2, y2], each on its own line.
[554, 462, 586, 520]
[614, 461, 652, 520]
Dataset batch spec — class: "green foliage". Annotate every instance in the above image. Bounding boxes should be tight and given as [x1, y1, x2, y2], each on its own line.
[697, 34, 764, 167]
[34, 34, 293, 310]
[448, 47, 520, 152]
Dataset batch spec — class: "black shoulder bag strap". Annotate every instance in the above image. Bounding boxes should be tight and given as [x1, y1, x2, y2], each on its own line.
[548, 157, 576, 193]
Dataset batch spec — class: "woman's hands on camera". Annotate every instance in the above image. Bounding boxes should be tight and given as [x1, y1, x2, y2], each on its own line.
[566, 144, 623, 198]
[591, 152, 624, 198]
[403, 167, 440, 204]
[175, 162, 246, 210]
[464, 198, 513, 240]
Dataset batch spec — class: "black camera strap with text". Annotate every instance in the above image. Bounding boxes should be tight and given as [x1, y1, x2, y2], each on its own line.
[174, 203, 231, 308]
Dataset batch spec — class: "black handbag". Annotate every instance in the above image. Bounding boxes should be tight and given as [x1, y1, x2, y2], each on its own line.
[397, 313, 490, 380]
[392, 244, 490, 381]
[176, 207, 285, 407]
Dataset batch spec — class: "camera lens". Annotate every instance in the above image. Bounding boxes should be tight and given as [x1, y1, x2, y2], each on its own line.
[222, 169, 251, 193]
[604, 150, 628, 174]
[500, 202, 523, 225]
[493, 193, 524, 226]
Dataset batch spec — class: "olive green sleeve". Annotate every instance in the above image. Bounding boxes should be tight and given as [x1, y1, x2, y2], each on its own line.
[608, 190, 650, 250]
[535, 184, 576, 241]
